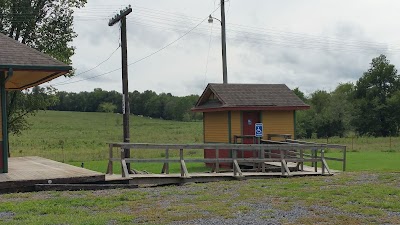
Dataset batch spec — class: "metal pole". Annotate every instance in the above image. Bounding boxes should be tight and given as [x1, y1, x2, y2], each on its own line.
[220, 0, 228, 84]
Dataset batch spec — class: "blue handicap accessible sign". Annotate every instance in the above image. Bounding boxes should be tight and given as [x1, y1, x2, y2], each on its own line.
[255, 123, 263, 137]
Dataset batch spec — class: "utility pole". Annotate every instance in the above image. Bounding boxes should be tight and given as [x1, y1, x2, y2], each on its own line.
[109, 6, 132, 172]
[221, 0, 228, 84]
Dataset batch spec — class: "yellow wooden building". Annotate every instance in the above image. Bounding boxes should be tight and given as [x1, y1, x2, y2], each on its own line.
[192, 83, 310, 163]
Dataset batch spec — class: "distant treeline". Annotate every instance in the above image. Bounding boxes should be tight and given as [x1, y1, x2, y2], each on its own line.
[295, 55, 400, 138]
[47, 89, 202, 121]
[23, 54, 400, 138]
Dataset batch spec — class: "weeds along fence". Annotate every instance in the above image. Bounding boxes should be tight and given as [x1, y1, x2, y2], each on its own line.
[107, 142, 346, 178]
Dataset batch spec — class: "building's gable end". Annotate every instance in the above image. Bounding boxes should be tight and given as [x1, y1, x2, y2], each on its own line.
[195, 85, 225, 109]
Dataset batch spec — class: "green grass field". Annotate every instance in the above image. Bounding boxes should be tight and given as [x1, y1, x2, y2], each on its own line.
[9, 110, 400, 173]
[9, 110, 203, 162]
[3, 110, 400, 224]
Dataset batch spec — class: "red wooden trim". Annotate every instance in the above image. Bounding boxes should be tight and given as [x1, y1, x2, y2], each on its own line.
[192, 105, 310, 112]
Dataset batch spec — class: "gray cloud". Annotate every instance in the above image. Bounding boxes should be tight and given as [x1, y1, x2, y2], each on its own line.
[58, 0, 400, 96]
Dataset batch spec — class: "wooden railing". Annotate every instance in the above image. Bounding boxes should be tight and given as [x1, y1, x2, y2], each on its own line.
[106, 142, 346, 178]
[285, 139, 347, 171]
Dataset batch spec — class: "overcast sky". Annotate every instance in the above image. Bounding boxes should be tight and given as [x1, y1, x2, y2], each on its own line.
[45, 0, 400, 96]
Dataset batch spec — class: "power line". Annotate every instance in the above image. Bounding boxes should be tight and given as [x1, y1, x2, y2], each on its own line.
[49, 45, 121, 86]
[3, 8, 400, 50]
[50, 67, 122, 87]
[7, 12, 391, 55]
[49, 6, 221, 87]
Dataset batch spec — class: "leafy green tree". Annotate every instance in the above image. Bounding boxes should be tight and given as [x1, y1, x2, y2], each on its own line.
[97, 102, 117, 113]
[0, 0, 86, 142]
[8, 86, 58, 136]
[296, 88, 351, 139]
[352, 55, 400, 136]
[295, 109, 314, 139]
[292, 88, 312, 138]
[292, 87, 308, 103]
[388, 90, 400, 133]
[310, 90, 330, 114]
[327, 83, 355, 137]
[0, 0, 86, 64]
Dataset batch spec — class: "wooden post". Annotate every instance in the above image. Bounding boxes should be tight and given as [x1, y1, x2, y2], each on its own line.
[280, 149, 285, 175]
[233, 160, 243, 177]
[299, 149, 304, 171]
[215, 147, 220, 173]
[321, 149, 325, 175]
[261, 146, 265, 173]
[252, 137, 257, 169]
[0, 72, 8, 173]
[232, 148, 236, 175]
[343, 146, 347, 171]
[320, 149, 331, 175]
[280, 149, 291, 176]
[120, 148, 129, 177]
[313, 148, 318, 172]
[108, 6, 133, 172]
[351, 136, 354, 151]
[106, 144, 113, 175]
[161, 148, 169, 174]
[180, 148, 184, 176]
[179, 148, 190, 178]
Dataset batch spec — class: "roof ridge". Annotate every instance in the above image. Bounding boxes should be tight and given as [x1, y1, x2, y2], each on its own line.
[208, 84, 226, 105]
[193, 83, 310, 112]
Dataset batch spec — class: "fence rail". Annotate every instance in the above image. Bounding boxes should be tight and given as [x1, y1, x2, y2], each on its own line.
[107, 142, 346, 178]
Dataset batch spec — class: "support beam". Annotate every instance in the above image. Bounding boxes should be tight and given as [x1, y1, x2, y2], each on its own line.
[5, 68, 13, 82]
[121, 159, 129, 178]
[0, 71, 9, 173]
[281, 159, 291, 176]
[233, 159, 243, 177]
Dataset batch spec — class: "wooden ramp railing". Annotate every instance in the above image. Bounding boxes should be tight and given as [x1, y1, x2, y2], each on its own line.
[106, 143, 346, 178]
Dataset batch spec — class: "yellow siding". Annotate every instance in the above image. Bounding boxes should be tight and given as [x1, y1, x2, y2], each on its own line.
[204, 112, 229, 143]
[262, 111, 294, 140]
[230, 111, 241, 142]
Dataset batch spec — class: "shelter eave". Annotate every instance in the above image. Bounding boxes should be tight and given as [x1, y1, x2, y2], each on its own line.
[191, 105, 310, 112]
[0, 64, 72, 90]
[0, 64, 72, 71]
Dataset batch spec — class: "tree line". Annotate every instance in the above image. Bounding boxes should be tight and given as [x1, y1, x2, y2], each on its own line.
[47, 89, 202, 122]
[295, 54, 400, 138]
[12, 55, 400, 140]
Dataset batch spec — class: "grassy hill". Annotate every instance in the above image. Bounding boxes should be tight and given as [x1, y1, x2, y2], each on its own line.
[9, 110, 203, 162]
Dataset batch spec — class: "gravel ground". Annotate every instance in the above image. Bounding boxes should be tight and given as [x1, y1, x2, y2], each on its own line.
[0, 212, 14, 219]
[1, 172, 399, 224]
[171, 203, 311, 225]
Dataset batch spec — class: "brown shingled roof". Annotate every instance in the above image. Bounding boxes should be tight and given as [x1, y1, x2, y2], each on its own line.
[0, 33, 72, 90]
[192, 83, 309, 112]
